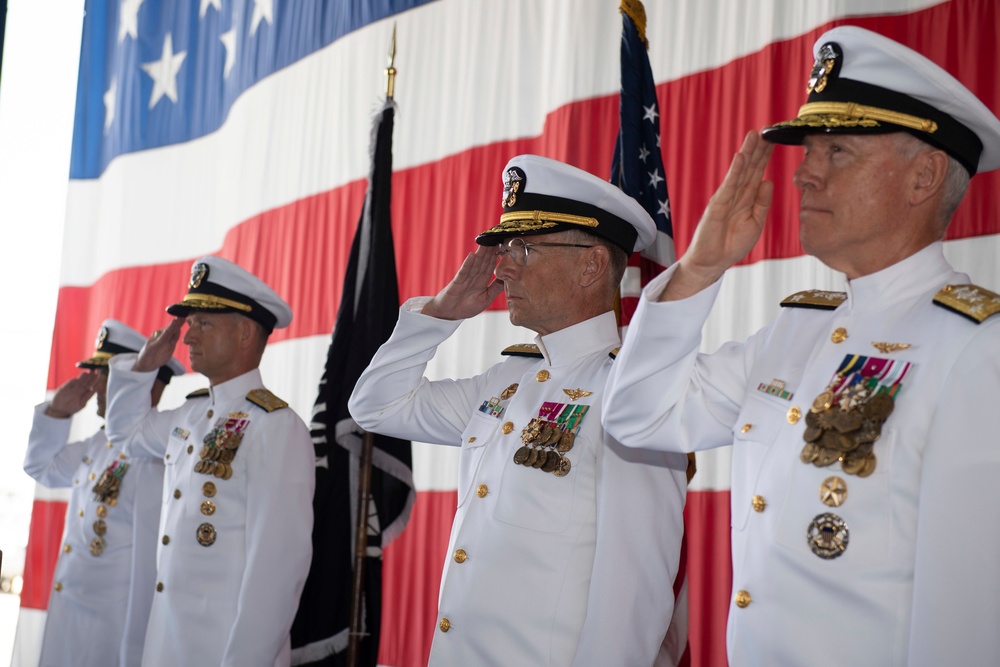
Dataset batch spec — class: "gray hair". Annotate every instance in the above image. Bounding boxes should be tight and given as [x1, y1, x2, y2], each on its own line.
[559, 228, 630, 295]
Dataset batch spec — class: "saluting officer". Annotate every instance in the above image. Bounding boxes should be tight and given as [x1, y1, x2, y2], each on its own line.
[105, 256, 314, 667]
[24, 319, 183, 667]
[349, 154, 688, 666]
[604, 26, 1000, 666]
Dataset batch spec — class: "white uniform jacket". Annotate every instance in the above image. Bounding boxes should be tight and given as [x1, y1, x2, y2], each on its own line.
[349, 303, 687, 667]
[106, 358, 314, 667]
[604, 243, 1000, 666]
[24, 406, 163, 667]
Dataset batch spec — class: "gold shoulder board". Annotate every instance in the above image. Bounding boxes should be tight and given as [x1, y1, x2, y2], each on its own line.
[186, 388, 210, 399]
[246, 388, 289, 412]
[501, 343, 543, 358]
[933, 284, 1000, 324]
[608, 347, 621, 360]
[780, 289, 847, 310]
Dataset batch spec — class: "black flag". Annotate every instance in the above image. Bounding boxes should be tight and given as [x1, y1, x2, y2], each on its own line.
[291, 99, 415, 667]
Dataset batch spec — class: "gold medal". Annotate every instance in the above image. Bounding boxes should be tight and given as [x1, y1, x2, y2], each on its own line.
[200, 500, 216, 516]
[89, 536, 107, 556]
[541, 450, 560, 473]
[553, 456, 572, 477]
[202, 482, 217, 497]
[811, 390, 834, 413]
[524, 448, 538, 467]
[531, 450, 547, 468]
[93, 519, 107, 536]
[513, 446, 530, 465]
[556, 430, 575, 453]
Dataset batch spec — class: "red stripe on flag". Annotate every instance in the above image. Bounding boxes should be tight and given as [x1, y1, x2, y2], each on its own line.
[684, 490, 733, 667]
[379, 489, 456, 667]
[20, 499, 68, 611]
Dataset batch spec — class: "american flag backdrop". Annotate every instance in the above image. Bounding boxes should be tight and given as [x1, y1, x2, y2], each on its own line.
[14, 1, 1000, 666]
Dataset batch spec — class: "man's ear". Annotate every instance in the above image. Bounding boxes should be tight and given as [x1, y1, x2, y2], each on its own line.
[910, 149, 949, 208]
[579, 244, 610, 288]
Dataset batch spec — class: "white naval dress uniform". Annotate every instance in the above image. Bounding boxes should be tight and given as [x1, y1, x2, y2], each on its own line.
[106, 358, 314, 667]
[24, 404, 163, 667]
[604, 242, 1000, 666]
[349, 303, 688, 666]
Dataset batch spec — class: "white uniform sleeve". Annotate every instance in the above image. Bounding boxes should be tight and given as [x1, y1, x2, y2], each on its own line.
[908, 321, 1000, 665]
[604, 266, 749, 453]
[106, 353, 176, 459]
[23, 403, 95, 487]
[349, 300, 492, 446]
[573, 437, 689, 666]
[221, 409, 315, 667]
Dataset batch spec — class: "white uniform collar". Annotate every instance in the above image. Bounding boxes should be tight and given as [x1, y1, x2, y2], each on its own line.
[844, 242, 965, 311]
[534, 311, 620, 366]
[206, 367, 264, 405]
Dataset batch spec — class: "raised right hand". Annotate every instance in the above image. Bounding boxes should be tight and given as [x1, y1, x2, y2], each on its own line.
[134, 317, 183, 373]
[45, 372, 101, 419]
[422, 244, 506, 320]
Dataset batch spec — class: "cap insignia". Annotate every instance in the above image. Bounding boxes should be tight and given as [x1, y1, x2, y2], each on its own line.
[96, 326, 109, 350]
[190, 263, 209, 289]
[807, 43, 839, 94]
[502, 167, 525, 209]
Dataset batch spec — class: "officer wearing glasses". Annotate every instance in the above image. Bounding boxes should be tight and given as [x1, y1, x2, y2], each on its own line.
[349, 154, 688, 666]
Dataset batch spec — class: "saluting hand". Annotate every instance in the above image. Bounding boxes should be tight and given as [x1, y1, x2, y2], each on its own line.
[661, 130, 774, 301]
[134, 317, 183, 373]
[45, 371, 101, 419]
[422, 244, 505, 320]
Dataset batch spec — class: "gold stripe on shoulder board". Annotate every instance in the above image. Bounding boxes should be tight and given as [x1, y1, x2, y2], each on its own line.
[933, 284, 1000, 324]
[246, 388, 288, 412]
[186, 388, 210, 399]
[502, 343, 544, 358]
[780, 290, 847, 310]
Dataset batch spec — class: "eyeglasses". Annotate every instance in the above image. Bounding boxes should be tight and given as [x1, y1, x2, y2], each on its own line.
[495, 237, 593, 265]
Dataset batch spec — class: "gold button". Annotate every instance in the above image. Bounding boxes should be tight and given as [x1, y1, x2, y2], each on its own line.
[201, 501, 216, 516]
[501, 422, 514, 434]
[751, 495, 766, 513]
[820, 476, 848, 507]
[54, 582, 63, 592]
[535, 370, 550, 382]
[734, 590, 751, 608]
[156, 582, 164, 592]
[89, 472, 96, 481]
[119, 452, 127, 460]
[187, 445, 194, 454]
[476, 484, 489, 498]
[174, 489, 182, 499]
[78, 510, 84, 517]
[741, 423, 752, 433]
[831, 327, 848, 344]
[106, 442, 113, 449]
[165, 454, 170, 460]
[63, 544, 72, 553]
[439, 617, 451, 632]
[207, 409, 214, 419]
[453, 549, 468, 563]
[162, 535, 170, 545]
[467, 437, 476, 443]
[74, 479, 79, 485]
[786, 406, 801, 425]
[202, 482, 217, 498]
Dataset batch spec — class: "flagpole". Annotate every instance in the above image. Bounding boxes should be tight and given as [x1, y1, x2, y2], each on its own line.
[347, 26, 397, 667]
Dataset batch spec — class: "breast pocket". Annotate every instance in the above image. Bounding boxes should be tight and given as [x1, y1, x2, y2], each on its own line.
[731, 393, 786, 531]
[456, 413, 497, 507]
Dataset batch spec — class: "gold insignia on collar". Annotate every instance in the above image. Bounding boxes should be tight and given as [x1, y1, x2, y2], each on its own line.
[871, 342, 911, 354]
[562, 388, 592, 400]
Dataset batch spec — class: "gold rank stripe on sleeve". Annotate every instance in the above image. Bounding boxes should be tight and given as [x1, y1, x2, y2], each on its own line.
[501, 343, 544, 358]
[933, 284, 1000, 324]
[780, 289, 847, 309]
[186, 388, 210, 399]
[246, 388, 289, 412]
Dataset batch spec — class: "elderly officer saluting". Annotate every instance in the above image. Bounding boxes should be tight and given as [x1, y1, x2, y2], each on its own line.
[350, 155, 687, 665]
[24, 319, 183, 667]
[604, 26, 1000, 666]
[105, 256, 314, 667]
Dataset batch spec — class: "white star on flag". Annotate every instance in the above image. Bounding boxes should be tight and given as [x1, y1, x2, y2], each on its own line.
[638, 145, 650, 163]
[141, 33, 187, 109]
[221, 28, 237, 78]
[647, 168, 664, 189]
[642, 103, 658, 124]
[200, 0, 222, 18]
[103, 78, 117, 132]
[118, 0, 144, 42]
[658, 198, 671, 219]
[251, 0, 274, 35]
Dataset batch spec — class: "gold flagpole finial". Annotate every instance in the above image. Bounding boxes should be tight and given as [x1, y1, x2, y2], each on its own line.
[385, 23, 397, 99]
